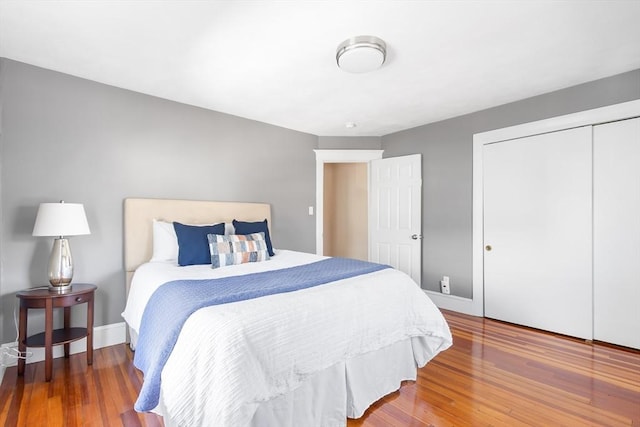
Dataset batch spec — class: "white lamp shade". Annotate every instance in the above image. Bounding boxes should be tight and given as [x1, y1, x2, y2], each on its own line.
[33, 202, 91, 237]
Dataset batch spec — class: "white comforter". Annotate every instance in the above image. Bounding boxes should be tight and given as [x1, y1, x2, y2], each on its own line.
[122, 250, 452, 426]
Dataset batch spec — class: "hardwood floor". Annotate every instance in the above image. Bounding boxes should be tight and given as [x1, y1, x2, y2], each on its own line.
[0, 337, 162, 427]
[1, 310, 638, 426]
[351, 311, 640, 426]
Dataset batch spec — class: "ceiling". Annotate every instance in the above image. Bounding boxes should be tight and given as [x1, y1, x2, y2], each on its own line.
[1, 1, 639, 137]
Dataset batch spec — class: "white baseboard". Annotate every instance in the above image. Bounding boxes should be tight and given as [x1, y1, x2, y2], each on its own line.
[0, 322, 126, 383]
[424, 290, 483, 316]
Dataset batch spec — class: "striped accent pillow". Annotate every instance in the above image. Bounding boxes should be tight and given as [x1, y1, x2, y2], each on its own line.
[207, 232, 270, 269]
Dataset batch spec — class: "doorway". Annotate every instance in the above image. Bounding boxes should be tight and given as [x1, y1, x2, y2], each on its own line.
[314, 150, 423, 285]
[314, 149, 383, 256]
[323, 163, 368, 260]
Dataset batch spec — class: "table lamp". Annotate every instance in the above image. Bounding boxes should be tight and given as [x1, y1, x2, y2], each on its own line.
[32, 201, 91, 292]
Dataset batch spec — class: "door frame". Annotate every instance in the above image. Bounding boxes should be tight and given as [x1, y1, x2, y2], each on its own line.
[472, 99, 640, 317]
[314, 149, 384, 255]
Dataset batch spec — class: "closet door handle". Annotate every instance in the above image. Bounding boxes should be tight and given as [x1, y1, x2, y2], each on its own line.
[411, 234, 422, 240]
[485, 245, 492, 251]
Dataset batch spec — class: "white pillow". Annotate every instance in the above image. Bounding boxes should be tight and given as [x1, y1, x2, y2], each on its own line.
[150, 219, 234, 262]
[150, 220, 179, 262]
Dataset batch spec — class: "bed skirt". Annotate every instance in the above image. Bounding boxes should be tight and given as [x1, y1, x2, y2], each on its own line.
[152, 337, 420, 427]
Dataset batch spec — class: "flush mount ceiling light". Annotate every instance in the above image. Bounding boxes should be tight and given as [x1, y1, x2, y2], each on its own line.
[336, 35, 387, 73]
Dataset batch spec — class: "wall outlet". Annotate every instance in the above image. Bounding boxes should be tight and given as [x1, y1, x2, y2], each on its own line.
[440, 276, 451, 295]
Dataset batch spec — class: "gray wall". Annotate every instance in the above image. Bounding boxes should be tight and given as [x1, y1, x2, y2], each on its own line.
[0, 59, 317, 342]
[1, 58, 638, 342]
[317, 136, 381, 150]
[0, 59, 4, 341]
[382, 69, 640, 298]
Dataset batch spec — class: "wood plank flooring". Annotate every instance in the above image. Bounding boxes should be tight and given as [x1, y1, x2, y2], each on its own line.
[1, 310, 638, 426]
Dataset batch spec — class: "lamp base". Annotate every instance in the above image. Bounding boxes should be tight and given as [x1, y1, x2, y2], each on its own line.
[48, 238, 74, 290]
[49, 283, 72, 293]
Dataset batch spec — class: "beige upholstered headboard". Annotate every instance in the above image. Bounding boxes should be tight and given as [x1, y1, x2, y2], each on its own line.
[123, 198, 271, 296]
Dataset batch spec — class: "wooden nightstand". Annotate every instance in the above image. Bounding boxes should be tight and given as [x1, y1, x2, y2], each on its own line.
[16, 283, 96, 381]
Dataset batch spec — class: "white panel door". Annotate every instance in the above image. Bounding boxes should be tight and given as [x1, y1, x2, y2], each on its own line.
[483, 127, 593, 339]
[594, 117, 640, 349]
[369, 155, 422, 285]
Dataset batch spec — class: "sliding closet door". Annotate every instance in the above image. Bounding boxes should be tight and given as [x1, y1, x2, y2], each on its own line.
[594, 117, 640, 349]
[483, 127, 592, 339]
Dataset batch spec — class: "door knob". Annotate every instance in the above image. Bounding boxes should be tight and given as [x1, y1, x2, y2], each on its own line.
[411, 234, 422, 240]
[485, 245, 492, 251]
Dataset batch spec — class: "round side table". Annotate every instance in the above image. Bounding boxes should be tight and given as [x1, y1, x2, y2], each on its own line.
[16, 283, 96, 381]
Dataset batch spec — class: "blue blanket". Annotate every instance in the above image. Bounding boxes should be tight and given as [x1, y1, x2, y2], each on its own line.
[133, 257, 390, 412]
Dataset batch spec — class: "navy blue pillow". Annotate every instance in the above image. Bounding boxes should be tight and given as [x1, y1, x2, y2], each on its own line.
[232, 219, 275, 257]
[173, 222, 225, 266]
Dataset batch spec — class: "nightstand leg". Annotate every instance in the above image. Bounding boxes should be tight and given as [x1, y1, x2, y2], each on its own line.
[63, 306, 71, 358]
[45, 298, 53, 381]
[87, 294, 94, 366]
[17, 303, 27, 376]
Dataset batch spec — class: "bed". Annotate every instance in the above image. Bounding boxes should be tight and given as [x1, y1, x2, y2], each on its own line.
[122, 198, 452, 427]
